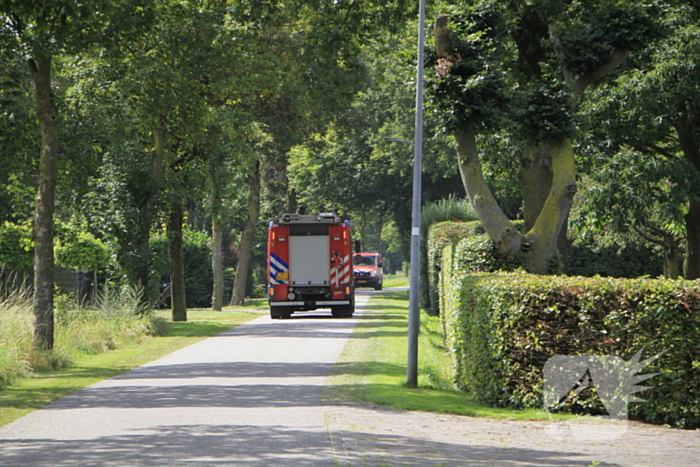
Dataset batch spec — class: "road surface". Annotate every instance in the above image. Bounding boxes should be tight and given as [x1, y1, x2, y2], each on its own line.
[0, 288, 698, 466]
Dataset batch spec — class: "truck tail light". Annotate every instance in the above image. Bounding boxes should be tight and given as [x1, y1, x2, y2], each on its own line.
[345, 286, 351, 296]
[269, 287, 274, 296]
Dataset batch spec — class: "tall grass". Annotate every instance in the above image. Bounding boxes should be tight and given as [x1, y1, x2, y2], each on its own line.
[0, 289, 33, 387]
[0, 285, 163, 388]
[420, 196, 478, 232]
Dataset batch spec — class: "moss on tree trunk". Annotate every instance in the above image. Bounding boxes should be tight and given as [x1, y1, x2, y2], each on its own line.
[523, 139, 577, 274]
[454, 131, 521, 255]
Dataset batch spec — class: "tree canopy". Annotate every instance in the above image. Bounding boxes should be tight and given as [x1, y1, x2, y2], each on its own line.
[1, 0, 698, 347]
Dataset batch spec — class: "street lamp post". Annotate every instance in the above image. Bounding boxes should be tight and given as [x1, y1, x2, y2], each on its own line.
[407, 0, 426, 387]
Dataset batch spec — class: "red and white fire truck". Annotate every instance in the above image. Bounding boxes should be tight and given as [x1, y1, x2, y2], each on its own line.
[267, 213, 355, 319]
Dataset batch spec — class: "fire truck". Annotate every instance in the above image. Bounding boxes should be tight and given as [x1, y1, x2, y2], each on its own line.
[267, 213, 355, 319]
[353, 252, 383, 290]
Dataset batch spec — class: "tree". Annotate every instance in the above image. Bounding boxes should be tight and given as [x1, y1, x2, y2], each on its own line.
[289, 27, 463, 254]
[578, 5, 700, 279]
[229, 159, 261, 306]
[428, 1, 660, 273]
[1, 0, 151, 349]
[55, 231, 110, 303]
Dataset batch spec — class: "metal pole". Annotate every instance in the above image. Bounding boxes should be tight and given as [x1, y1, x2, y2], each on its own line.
[407, 0, 426, 387]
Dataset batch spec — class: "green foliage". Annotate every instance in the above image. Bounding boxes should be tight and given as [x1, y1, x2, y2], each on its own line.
[149, 230, 213, 309]
[93, 284, 150, 318]
[54, 231, 110, 272]
[426, 220, 482, 316]
[553, 1, 662, 76]
[453, 234, 530, 274]
[427, 218, 529, 316]
[0, 284, 158, 388]
[568, 231, 664, 278]
[182, 230, 213, 308]
[516, 83, 577, 142]
[575, 7, 700, 278]
[421, 199, 478, 315]
[440, 271, 700, 429]
[0, 222, 33, 271]
[425, 3, 511, 135]
[0, 289, 32, 386]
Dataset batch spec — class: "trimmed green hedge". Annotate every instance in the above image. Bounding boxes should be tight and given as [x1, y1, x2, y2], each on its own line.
[426, 222, 485, 316]
[440, 270, 700, 428]
[568, 240, 663, 278]
[420, 199, 479, 314]
[427, 220, 526, 316]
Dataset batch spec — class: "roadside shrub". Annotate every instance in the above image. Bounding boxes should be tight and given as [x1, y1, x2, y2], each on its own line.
[452, 231, 528, 274]
[0, 285, 162, 388]
[0, 222, 33, 272]
[568, 237, 663, 278]
[149, 230, 213, 309]
[56, 284, 160, 356]
[420, 198, 478, 314]
[0, 223, 33, 298]
[183, 230, 213, 308]
[427, 221, 485, 316]
[441, 272, 700, 428]
[0, 289, 32, 386]
[427, 220, 528, 316]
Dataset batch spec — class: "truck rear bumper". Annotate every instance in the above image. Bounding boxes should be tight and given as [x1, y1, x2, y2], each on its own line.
[270, 300, 351, 306]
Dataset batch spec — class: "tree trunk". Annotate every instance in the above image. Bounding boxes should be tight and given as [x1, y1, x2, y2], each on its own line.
[676, 101, 700, 280]
[229, 160, 262, 306]
[637, 225, 681, 279]
[454, 131, 521, 254]
[169, 201, 187, 321]
[664, 236, 681, 280]
[136, 113, 167, 294]
[683, 200, 700, 280]
[558, 221, 569, 274]
[523, 138, 577, 274]
[209, 153, 225, 311]
[93, 269, 98, 306]
[520, 144, 553, 231]
[211, 218, 225, 311]
[286, 187, 298, 214]
[29, 54, 58, 351]
[520, 143, 571, 273]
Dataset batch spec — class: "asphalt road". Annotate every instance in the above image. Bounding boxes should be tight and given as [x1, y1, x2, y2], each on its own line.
[0, 291, 373, 466]
[1, 287, 698, 467]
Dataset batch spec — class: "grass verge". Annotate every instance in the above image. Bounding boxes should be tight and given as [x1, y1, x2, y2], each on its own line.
[325, 289, 577, 421]
[382, 274, 410, 289]
[0, 308, 261, 428]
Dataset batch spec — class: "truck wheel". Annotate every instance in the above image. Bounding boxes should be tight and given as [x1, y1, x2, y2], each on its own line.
[270, 307, 293, 319]
[332, 305, 354, 318]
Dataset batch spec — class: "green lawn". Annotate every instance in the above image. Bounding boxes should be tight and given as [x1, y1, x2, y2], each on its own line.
[382, 273, 410, 289]
[0, 307, 262, 428]
[325, 289, 577, 421]
[1, 286, 576, 429]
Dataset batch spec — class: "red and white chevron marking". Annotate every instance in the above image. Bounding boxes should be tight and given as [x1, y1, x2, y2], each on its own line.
[330, 254, 351, 287]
